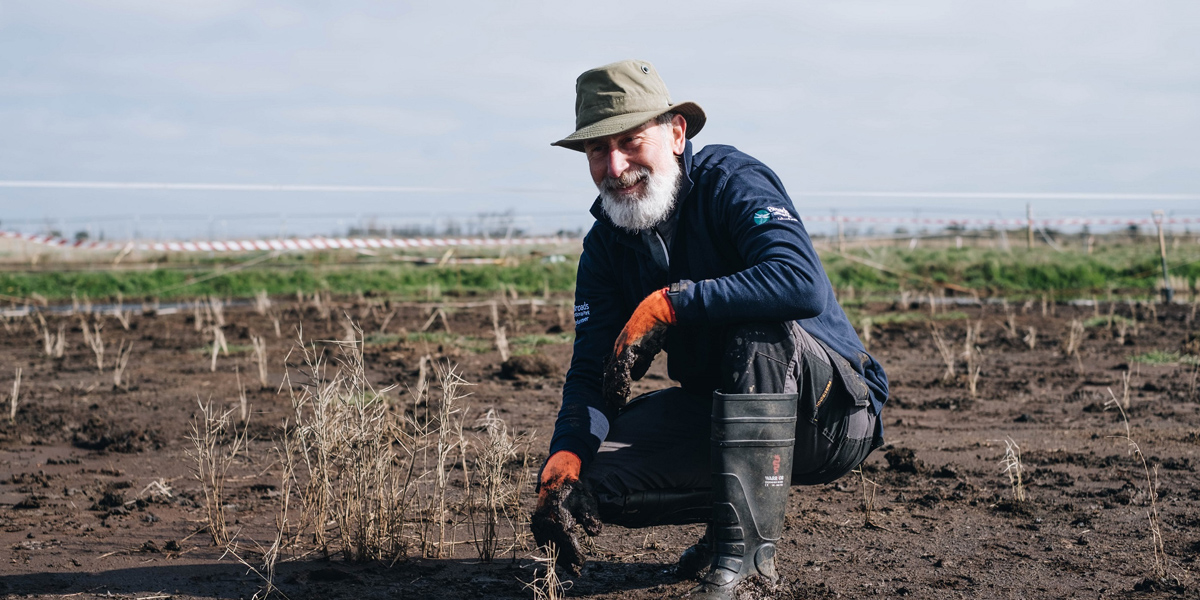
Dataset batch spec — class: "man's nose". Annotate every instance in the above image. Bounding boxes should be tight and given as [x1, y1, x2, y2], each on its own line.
[606, 149, 630, 179]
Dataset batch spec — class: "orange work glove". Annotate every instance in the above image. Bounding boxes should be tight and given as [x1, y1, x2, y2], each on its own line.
[603, 287, 676, 410]
[530, 451, 601, 575]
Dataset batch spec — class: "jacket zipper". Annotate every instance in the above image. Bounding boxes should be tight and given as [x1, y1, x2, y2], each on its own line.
[653, 230, 670, 268]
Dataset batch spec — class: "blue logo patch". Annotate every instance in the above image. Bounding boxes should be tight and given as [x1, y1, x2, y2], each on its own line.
[753, 209, 771, 225]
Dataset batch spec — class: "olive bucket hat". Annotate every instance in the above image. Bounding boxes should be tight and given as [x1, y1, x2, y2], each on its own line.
[552, 59, 706, 152]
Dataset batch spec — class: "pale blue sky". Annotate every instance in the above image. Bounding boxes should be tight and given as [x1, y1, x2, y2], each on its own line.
[1, 1, 1197, 238]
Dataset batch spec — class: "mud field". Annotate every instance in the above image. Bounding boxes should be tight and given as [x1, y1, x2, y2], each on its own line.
[1, 295, 1198, 599]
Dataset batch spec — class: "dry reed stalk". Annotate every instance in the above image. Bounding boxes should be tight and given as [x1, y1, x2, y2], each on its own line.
[282, 322, 412, 563]
[210, 326, 228, 372]
[1116, 319, 1129, 346]
[112, 341, 133, 388]
[963, 321, 980, 360]
[524, 543, 568, 600]
[52, 324, 65, 358]
[1024, 326, 1037, 350]
[1041, 294, 1048, 317]
[929, 324, 956, 381]
[235, 367, 249, 423]
[1120, 370, 1132, 409]
[378, 308, 398, 334]
[251, 335, 269, 388]
[999, 437, 1026, 502]
[220, 539, 293, 600]
[1063, 318, 1085, 357]
[1003, 306, 1019, 339]
[490, 302, 510, 361]
[208, 295, 226, 327]
[966, 345, 983, 397]
[254, 290, 271, 315]
[9, 367, 21, 422]
[113, 308, 131, 331]
[193, 300, 205, 332]
[1104, 391, 1167, 579]
[852, 465, 880, 527]
[271, 311, 283, 338]
[82, 319, 105, 372]
[860, 317, 873, 352]
[340, 314, 358, 344]
[410, 354, 432, 407]
[430, 362, 471, 558]
[468, 408, 523, 561]
[313, 292, 331, 321]
[187, 397, 248, 546]
[36, 314, 65, 358]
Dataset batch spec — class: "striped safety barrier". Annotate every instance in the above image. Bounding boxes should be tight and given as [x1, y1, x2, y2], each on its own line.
[3, 213, 1196, 253]
[0, 231, 574, 252]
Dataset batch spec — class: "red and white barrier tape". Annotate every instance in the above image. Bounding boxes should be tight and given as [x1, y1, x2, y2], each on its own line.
[3, 213, 1196, 252]
[0, 231, 572, 252]
[801, 216, 1200, 227]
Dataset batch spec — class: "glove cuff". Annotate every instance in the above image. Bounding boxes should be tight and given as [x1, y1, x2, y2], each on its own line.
[539, 450, 582, 490]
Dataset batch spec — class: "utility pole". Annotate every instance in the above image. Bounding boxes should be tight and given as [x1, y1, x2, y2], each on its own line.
[1153, 210, 1172, 303]
[1026, 203, 1034, 250]
[837, 217, 845, 253]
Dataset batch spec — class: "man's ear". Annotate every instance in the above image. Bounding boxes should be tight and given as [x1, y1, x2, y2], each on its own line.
[671, 113, 687, 155]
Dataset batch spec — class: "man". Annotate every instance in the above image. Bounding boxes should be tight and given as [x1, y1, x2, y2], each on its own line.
[531, 59, 888, 599]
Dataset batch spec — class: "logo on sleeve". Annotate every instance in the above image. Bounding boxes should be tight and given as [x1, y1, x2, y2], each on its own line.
[574, 302, 590, 325]
[753, 207, 797, 225]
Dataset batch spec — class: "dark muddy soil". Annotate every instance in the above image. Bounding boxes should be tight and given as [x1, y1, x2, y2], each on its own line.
[2, 296, 1199, 599]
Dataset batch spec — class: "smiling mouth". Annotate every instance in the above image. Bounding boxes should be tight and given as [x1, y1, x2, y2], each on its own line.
[604, 172, 648, 196]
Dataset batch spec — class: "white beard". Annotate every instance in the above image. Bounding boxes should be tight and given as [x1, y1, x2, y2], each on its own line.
[598, 157, 682, 233]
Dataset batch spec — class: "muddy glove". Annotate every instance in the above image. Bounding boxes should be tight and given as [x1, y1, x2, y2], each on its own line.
[603, 287, 676, 410]
[531, 451, 602, 575]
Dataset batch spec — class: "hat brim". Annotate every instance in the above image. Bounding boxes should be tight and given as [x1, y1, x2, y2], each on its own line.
[551, 101, 706, 152]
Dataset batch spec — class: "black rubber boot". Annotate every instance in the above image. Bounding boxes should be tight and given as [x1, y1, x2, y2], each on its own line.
[676, 523, 713, 580]
[688, 391, 797, 599]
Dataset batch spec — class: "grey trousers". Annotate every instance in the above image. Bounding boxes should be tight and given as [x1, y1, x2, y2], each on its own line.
[584, 322, 878, 527]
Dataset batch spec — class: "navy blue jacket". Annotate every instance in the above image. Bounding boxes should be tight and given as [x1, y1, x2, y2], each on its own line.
[550, 141, 888, 469]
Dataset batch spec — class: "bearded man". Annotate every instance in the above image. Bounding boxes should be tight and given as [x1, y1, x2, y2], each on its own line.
[531, 59, 889, 599]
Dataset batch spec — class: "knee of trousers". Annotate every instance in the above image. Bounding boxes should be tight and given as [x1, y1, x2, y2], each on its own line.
[720, 322, 796, 395]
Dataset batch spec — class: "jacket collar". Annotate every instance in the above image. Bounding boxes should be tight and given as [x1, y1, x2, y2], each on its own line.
[588, 139, 696, 240]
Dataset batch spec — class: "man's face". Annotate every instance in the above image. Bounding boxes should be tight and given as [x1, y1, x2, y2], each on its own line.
[584, 115, 687, 232]
[584, 115, 686, 195]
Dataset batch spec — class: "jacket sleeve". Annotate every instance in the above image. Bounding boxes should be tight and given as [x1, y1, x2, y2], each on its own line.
[671, 161, 830, 323]
[547, 228, 625, 470]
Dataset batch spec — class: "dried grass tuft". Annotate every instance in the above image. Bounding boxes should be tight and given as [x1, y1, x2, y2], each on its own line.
[523, 543, 569, 600]
[9, 367, 21, 422]
[999, 437, 1025, 502]
[1105, 390, 1167, 579]
[186, 397, 248, 546]
[929, 324, 956, 382]
[112, 340, 133, 388]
